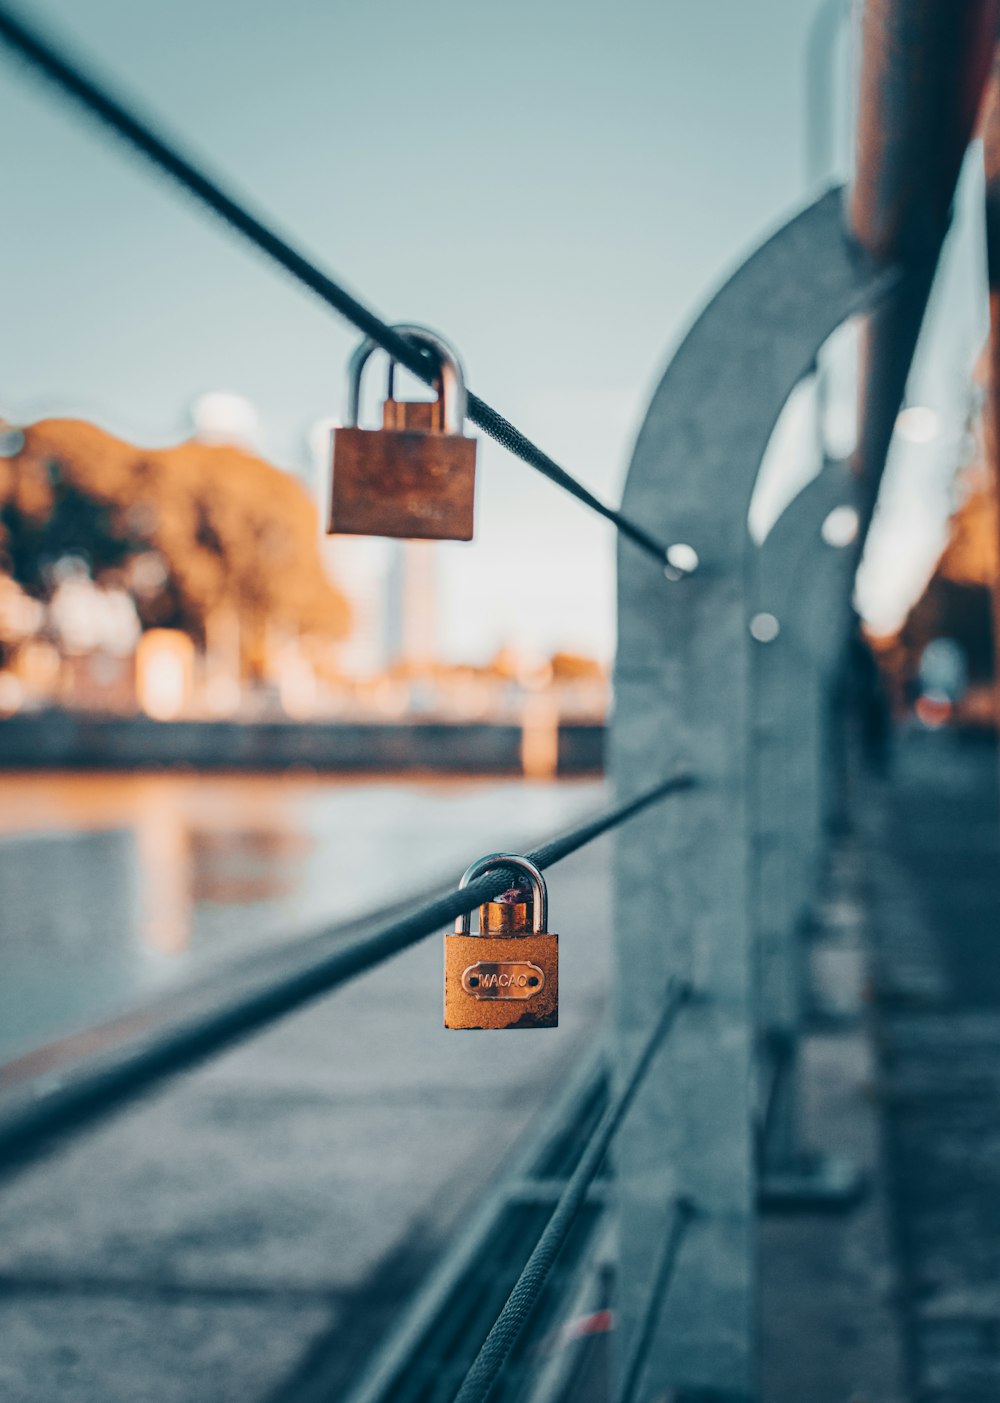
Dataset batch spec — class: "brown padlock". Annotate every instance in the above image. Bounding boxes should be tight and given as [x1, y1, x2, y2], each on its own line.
[329, 324, 476, 540]
[445, 854, 558, 1030]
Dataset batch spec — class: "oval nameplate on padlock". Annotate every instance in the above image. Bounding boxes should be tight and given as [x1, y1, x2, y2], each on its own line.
[461, 961, 545, 1001]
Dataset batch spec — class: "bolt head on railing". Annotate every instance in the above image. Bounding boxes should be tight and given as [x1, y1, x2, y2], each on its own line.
[663, 543, 699, 582]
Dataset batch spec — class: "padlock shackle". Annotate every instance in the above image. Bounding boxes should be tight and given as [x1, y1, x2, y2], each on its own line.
[343, 323, 467, 435]
[454, 852, 547, 936]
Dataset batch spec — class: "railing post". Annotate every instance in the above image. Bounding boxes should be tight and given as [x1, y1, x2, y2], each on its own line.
[751, 464, 862, 1204]
[611, 191, 887, 1400]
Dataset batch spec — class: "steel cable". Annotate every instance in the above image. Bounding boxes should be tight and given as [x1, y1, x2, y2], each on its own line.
[451, 979, 691, 1403]
[0, 771, 693, 1177]
[0, 1, 673, 565]
[617, 1196, 695, 1403]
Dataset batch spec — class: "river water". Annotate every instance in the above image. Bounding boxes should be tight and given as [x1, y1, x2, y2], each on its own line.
[0, 771, 602, 1063]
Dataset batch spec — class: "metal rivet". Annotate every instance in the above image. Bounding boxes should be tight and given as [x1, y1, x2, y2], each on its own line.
[749, 612, 780, 643]
[820, 504, 859, 548]
[664, 543, 699, 581]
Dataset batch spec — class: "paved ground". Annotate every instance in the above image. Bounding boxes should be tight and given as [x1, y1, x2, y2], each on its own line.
[866, 728, 1000, 1403]
[760, 826, 907, 1403]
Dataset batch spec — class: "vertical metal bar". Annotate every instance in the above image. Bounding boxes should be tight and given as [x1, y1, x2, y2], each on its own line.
[980, 48, 1000, 738]
[850, 0, 998, 520]
[805, 0, 849, 188]
[752, 464, 860, 1190]
[850, 0, 997, 264]
[612, 191, 887, 1400]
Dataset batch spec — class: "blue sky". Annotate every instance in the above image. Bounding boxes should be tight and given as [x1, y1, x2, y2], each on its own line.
[0, 1, 983, 657]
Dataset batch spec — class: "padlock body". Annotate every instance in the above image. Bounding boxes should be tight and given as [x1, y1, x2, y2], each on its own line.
[329, 426, 476, 540]
[444, 933, 558, 1029]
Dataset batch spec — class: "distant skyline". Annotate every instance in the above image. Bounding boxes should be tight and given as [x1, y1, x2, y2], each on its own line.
[0, 0, 987, 654]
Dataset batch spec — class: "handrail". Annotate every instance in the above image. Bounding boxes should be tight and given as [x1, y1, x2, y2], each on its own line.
[0, 772, 693, 1179]
[451, 979, 690, 1403]
[617, 1196, 696, 1403]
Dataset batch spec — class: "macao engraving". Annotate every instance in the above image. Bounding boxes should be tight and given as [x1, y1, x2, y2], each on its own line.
[460, 961, 546, 1000]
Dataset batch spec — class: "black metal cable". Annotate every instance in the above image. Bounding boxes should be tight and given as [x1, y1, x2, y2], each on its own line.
[0, 771, 693, 1178]
[0, 2, 672, 565]
[617, 1197, 695, 1403]
[451, 979, 691, 1403]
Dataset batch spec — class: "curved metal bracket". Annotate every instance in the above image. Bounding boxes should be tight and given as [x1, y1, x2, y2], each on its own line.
[611, 190, 893, 1400]
[752, 463, 860, 1034]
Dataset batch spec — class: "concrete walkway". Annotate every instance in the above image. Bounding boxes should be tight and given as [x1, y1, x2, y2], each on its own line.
[867, 729, 1000, 1403]
[760, 815, 906, 1402]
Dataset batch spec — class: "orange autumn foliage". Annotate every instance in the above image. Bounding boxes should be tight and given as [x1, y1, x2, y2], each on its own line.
[0, 418, 349, 668]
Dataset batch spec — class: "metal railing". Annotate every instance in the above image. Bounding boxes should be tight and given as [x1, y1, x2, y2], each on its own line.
[0, 1, 993, 1398]
[0, 772, 692, 1177]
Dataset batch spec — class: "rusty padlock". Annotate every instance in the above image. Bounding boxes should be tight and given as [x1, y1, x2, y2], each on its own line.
[328, 324, 476, 540]
[445, 854, 558, 1029]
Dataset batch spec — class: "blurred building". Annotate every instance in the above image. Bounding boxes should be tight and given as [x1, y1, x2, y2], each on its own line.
[321, 536, 389, 678]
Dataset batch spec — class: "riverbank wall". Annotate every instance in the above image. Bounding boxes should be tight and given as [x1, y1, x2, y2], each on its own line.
[0, 713, 605, 775]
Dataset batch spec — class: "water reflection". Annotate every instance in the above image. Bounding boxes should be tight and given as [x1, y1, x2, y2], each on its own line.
[0, 828, 141, 1064]
[0, 771, 599, 1061]
[190, 827, 312, 907]
[0, 773, 317, 964]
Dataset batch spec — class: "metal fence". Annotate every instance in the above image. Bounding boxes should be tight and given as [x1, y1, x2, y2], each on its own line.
[0, 2, 993, 1399]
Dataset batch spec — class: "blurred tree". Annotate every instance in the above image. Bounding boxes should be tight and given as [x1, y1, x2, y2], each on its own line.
[0, 419, 349, 675]
[549, 651, 606, 681]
